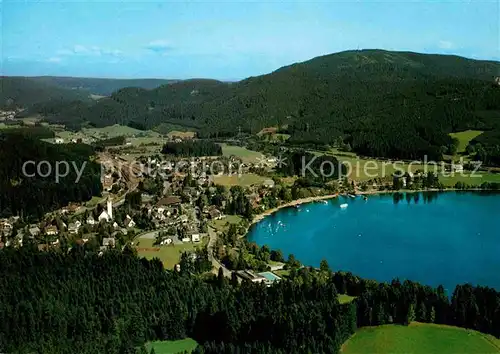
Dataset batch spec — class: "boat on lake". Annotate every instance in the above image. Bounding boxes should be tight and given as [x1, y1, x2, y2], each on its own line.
[340, 203, 348, 209]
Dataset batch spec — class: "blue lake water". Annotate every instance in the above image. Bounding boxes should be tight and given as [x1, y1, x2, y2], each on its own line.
[248, 192, 500, 293]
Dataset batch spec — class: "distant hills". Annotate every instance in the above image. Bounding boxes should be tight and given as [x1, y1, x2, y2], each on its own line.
[2, 49, 500, 161]
[0, 76, 177, 107]
[24, 76, 178, 96]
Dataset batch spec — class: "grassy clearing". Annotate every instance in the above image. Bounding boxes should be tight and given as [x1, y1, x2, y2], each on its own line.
[0, 123, 22, 129]
[167, 130, 196, 139]
[220, 143, 263, 164]
[127, 136, 166, 146]
[154, 122, 197, 135]
[338, 294, 356, 304]
[259, 132, 290, 143]
[145, 338, 198, 354]
[274, 269, 290, 277]
[212, 173, 268, 187]
[449, 130, 484, 154]
[440, 172, 500, 187]
[210, 215, 243, 232]
[134, 237, 206, 270]
[342, 322, 500, 354]
[339, 156, 432, 181]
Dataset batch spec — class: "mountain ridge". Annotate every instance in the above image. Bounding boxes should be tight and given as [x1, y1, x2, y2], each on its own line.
[3, 49, 500, 161]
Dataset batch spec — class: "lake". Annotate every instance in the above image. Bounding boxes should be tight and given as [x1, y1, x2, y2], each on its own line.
[247, 191, 500, 293]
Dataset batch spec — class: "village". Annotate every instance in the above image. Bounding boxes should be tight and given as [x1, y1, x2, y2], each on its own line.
[0, 121, 467, 288]
[0, 131, 295, 286]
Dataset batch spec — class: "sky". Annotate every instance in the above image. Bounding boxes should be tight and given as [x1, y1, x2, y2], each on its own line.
[2, 0, 499, 80]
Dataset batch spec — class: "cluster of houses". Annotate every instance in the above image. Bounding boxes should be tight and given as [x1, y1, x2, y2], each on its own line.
[235, 270, 282, 287]
[0, 196, 141, 252]
[0, 110, 19, 121]
[54, 136, 97, 145]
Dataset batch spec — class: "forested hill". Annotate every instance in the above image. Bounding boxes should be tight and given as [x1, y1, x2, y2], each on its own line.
[0, 76, 91, 109]
[17, 50, 500, 159]
[0, 76, 178, 109]
[0, 131, 102, 220]
[25, 76, 178, 96]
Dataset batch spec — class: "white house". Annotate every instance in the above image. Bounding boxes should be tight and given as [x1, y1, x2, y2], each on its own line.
[45, 226, 58, 236]
[68, 223, 80, 234]
[98, 211, 111, 222]
[124, 215, 136, 228]
[160, 238, 173, 246]
[98, 199, 113, 222]
[28, 226, 40, 238]
[102, 237, 115, 247]
[191, 234, 200, 242]
[453, 163, 464, 173]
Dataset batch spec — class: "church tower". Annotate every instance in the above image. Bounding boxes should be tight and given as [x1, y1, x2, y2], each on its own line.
[107, 198, 113, 220]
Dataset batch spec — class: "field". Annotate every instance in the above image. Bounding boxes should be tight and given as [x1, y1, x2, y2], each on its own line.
[342, 323, 500, 354]
[220, 143, 263, 164]
[145, 338, 198, 354]
[333, 152, 500, 186]
[339, 155, 432, 182]
[211, 173, 268, 187]
[338, 294, 356, 304]
[440, 172, 500, 187]
[167, 130, 196, 139]
[51, 124, 162, 143]
[134, 237, 206, 269]
[449, 130, 484, 154]
[209, 214, 243, 232]
[0, 123, 22, 129]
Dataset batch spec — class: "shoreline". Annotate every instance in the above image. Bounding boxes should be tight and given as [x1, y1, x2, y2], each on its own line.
[249, 188, 496, 227]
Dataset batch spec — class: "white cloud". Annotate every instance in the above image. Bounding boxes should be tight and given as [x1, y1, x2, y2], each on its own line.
[145, 40, 174, 53]
[438, 40, 454, 50]
[56, 49, 73, 56]
[102, 49, 123, 56]
[55, 45, 123, 58]
[47, 57, 62, 63]
[73, 44, 89, 54]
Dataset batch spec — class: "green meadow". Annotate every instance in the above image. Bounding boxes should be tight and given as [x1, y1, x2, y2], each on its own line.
[220, 143, 263, 164]
[145, 338, 198, 354]
[449, 130, 484, 154]
[342, 323, 500, 354]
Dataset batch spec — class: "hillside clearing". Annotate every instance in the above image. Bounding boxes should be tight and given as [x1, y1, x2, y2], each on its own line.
[338, 294, 356, 304]
[450, 130, 484, 154]
[342, 322, 500, 354]
[211, 173, 268, 187]
[220, 143, 263, 164]
[167, 130, 196, 139]
[145, 338, 198, 354]
[210, 215, 243, 232]
[134, 237, 206, 270]
[440, 172, 500, 187]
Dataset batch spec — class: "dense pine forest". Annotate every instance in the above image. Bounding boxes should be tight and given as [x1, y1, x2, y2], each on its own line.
[0, 131, 102, 220]
[162, 140, 222, 157]
[1, 247, 499, 353]
[8, 50, 500, 161]
[0, 76, 91, 109]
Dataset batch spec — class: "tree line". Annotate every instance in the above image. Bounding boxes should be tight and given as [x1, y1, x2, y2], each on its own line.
[0, 132, 102, 220]
[22, 50, 500, 163]
[1, 245, 500, 353]
[162, 141, 222, 157]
